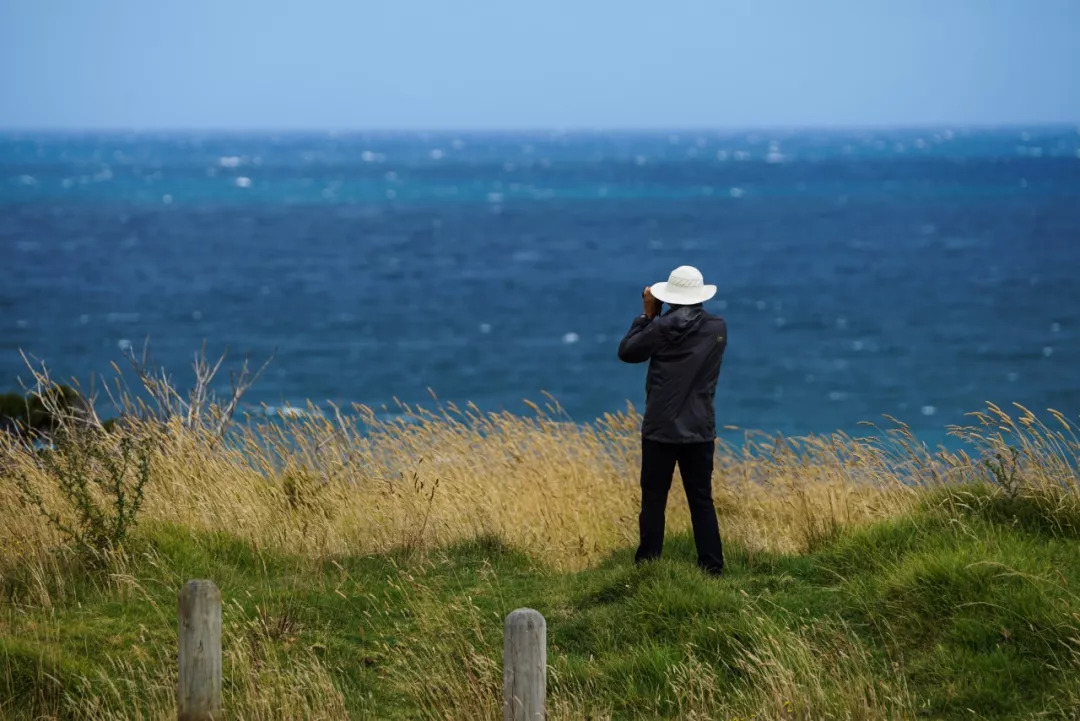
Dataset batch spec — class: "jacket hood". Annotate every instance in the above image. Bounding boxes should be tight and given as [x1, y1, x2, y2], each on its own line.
[663, 304, 706, 344]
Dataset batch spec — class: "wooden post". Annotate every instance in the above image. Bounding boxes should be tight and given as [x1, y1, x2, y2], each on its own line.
[178, 580, 222, 721]
[503, 608, 546, 721]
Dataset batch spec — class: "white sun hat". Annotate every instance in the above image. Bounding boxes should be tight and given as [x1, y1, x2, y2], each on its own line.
[649, 265, 717, 305]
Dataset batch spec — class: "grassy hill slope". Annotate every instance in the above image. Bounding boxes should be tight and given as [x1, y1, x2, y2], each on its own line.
[2, 392, 1079, 718]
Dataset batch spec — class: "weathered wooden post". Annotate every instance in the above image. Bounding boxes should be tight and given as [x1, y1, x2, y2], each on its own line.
[503, 608, 546, 720]
[178, 580, 222, 721]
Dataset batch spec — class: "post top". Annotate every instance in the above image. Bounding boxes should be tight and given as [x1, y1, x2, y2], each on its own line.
[505, 608, 545, 627]
[506, 607, 544, 617]
[180, 579, 221, 600]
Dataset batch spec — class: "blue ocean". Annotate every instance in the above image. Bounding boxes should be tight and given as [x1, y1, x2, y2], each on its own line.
[2, 128, 1079, 445]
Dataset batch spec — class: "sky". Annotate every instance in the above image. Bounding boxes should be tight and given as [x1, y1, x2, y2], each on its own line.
[2, 0, 1079, 130]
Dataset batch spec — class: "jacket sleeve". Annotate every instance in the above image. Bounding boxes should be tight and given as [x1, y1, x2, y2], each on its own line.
[618, 315, 664, 363]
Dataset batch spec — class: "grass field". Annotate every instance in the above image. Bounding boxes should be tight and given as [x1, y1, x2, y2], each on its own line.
[2, 391, 1079, 719]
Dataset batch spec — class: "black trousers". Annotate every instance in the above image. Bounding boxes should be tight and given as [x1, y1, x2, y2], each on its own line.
[635, 438, 725, 574]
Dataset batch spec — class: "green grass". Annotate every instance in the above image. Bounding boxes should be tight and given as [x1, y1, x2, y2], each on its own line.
[4, 485, 1080, 719]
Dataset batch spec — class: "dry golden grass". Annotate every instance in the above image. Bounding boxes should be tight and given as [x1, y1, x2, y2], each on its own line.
[0, 394, 955, 577]
[4, 392, 1078, 587]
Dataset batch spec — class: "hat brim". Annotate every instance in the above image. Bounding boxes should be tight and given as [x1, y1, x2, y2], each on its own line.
[650, 282, 717, 306]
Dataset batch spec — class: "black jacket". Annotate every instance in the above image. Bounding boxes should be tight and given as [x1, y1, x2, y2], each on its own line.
[617, 305, 727, 443]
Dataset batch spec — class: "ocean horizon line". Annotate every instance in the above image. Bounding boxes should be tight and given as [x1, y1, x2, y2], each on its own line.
[2, 121, 1079, 136]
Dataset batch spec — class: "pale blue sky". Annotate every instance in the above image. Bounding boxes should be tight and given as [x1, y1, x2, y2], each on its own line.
[2, 0, 1079, 130]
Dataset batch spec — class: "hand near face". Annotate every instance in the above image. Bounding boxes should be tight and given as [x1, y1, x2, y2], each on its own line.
[642, 287, 662, 319]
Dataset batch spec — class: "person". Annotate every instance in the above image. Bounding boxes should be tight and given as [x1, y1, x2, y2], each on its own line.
[617, 265, 727, 576]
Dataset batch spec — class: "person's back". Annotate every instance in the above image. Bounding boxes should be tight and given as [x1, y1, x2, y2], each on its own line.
[618, 304, 727, 443]
[617, 266, 727, 576]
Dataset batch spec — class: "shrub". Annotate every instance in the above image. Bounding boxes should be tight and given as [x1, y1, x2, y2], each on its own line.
[984, 446, 1023, 498]
[14, 429, 153, 555]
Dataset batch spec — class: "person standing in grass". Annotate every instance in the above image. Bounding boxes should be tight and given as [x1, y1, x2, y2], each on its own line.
[617, 265, 727, 576]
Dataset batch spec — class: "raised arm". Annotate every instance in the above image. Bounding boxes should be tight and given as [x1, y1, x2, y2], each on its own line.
[618, 314, 665, 363]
